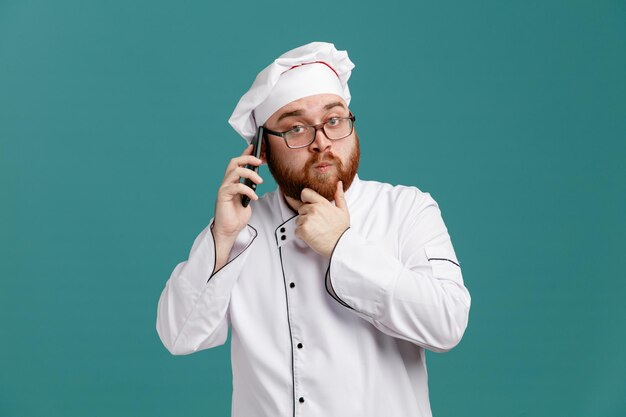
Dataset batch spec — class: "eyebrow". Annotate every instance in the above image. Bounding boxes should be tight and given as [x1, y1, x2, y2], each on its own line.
[323, 101, 346, 112]
[276, 110, 303, 123]
[276, 101, 347, 123]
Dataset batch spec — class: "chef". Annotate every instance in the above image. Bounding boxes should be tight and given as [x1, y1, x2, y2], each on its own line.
[156, 42, 471, 417]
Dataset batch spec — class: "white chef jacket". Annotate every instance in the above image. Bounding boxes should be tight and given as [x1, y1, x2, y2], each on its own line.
[157, 175, 470, 417]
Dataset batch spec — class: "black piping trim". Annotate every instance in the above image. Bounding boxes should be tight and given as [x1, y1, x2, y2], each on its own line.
[278, 247, 296, 417]
[427, 257, 460, 267]
[324, 227, 355, 310]
[273, 214, 298, 246]
[207, 224, 258, 283]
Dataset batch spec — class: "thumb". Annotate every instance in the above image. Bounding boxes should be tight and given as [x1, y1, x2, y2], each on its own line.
[334, 181, 348, 211]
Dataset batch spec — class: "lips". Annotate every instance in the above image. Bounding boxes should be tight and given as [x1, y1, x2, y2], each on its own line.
[306, 154, 339, 175]
[310, 154, 337, 167]
[312, 160, 336, 174]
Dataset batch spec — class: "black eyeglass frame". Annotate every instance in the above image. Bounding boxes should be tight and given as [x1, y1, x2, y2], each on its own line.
[263, 113, 356, 149]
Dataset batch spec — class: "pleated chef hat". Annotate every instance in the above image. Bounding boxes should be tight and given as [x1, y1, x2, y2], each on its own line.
[228, 42, 355, 143]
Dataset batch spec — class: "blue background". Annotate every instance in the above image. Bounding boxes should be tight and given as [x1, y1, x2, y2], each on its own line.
[1, 0, 625, 416]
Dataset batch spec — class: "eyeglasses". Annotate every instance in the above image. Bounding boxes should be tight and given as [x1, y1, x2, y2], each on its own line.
[263, 113, 356, 149]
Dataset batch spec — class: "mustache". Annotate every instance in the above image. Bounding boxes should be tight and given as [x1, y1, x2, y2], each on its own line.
[306, 153, 340, 166]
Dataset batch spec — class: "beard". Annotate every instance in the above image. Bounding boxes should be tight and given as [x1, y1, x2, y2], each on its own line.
[265, 133, 360, 201]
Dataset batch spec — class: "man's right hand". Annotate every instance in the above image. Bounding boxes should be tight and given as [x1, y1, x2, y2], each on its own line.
[211, 145, 263, 272]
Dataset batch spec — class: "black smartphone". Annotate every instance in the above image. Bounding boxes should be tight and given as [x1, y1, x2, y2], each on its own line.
[241, 126, 264, 207]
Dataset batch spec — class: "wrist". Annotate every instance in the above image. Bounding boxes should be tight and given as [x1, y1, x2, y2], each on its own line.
[326, 226, 350, 258]
[211, 222, 241, 243]
[210, 224, 237, 274]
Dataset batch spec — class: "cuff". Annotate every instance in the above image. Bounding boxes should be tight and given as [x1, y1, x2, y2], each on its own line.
[208, 221, 257, 283]
[325, 228, 400, 319]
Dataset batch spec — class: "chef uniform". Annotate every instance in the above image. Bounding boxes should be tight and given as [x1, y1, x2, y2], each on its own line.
[157, 42, 471, 417]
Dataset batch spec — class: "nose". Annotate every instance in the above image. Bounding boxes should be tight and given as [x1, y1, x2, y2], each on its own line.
[310, 126, 332, 152]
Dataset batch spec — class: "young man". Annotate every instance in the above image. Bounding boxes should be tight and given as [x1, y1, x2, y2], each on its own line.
[157, 42, 470, 417]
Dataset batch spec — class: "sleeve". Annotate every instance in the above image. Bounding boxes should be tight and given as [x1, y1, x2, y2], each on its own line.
[156, 220, 257, 355]
[325, 193, 471, 352]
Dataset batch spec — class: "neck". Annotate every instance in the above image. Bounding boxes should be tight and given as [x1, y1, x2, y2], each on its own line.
[283, 193, 303, 213]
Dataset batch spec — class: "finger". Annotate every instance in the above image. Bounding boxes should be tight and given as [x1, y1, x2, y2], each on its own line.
[227, 154, 263, 170]
[221, 183, 258, 202]
[225, 166, 263, 185]
[301, 188, 326, 204]
[298, 203, 313, 216]
[224, 156, 262, 183]
[242, 143, 254, 156]
[295, 222, 309, 237]
[334, 181, 348, 211]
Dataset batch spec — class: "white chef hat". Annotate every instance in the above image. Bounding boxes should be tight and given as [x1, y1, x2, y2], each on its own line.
[228, 42, 355, 143]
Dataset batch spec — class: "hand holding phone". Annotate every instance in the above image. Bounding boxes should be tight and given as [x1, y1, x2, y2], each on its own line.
[241, 126, 264, 207]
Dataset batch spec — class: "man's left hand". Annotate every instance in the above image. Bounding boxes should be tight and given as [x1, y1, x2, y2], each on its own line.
[295, 181, 350, 257]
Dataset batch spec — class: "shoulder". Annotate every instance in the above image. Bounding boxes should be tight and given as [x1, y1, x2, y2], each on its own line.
[352, 178, 451, 247]
[352, 177, 438, 212]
